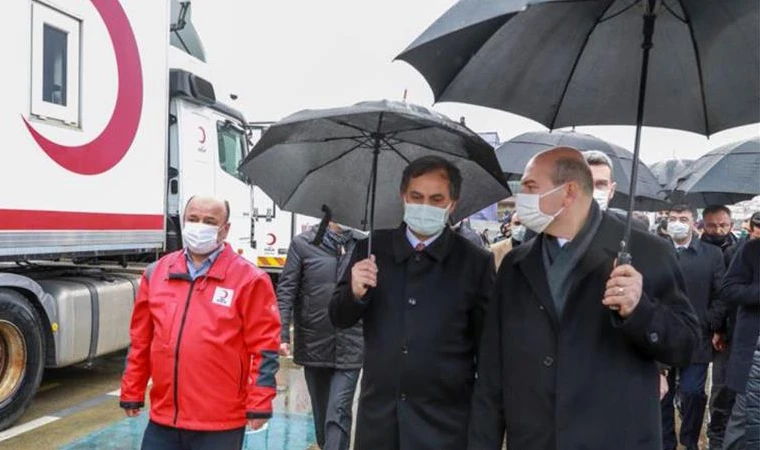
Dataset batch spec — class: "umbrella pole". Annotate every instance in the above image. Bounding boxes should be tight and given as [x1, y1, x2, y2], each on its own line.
[367, 138, 380, 257]
[620, 0, 657, 265]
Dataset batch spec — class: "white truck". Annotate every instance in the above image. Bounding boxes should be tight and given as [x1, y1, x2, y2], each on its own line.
[0, 0, 255, 429]
[247, 124, 320, 276]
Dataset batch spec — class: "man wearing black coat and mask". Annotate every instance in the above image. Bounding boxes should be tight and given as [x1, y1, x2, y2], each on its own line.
[700, 205, 740, 450]
[330, 156, 494, 450]
[661, 204, 725, 450]
[468, 147, 699, 450]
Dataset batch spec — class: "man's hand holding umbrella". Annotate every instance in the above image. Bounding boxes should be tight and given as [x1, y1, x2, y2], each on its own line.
[603, 263, 643, 318]
[351, 255, 377, 300]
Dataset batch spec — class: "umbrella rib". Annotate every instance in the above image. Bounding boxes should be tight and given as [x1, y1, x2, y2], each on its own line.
[280, 140, 369, 209]
[548, 0, 619, 130]
[677, 0, 711, 136]
[384, 142, 412, 164]
[599, 0, 642, 23]
[661, 1, 687, 23]
[330, 119, 376, 136]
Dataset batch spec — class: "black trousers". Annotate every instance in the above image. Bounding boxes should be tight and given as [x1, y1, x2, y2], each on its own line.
[303, 367, 360, 450]
[661, 363, 709, 450]
[708, 347, 736, 450]
[140, 420, 245, 450]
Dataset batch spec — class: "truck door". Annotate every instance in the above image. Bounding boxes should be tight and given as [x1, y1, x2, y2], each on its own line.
[212, 115, 254, 260]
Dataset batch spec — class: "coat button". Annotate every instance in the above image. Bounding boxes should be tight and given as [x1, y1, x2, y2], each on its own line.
[408, 298, 417, 306]
[543, 356, 554, 367]
[400, 393, 407, 401]
[649, 332, 659, 343]
[402, 345, 409, 355]
[538, 305, 545, 311]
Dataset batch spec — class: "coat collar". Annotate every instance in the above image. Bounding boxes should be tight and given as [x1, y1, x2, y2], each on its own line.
[167, 243, 234, 281]
[392, 224, 454, 263]
[511, 212, 621, 326]
[672, 233, 702, 254]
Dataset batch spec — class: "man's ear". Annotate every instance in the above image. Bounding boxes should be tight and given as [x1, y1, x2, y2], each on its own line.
[609, 182, 617, 200]
[218, 223, 231, 241]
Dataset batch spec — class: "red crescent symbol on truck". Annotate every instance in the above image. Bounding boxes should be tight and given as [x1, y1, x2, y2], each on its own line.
[198, 126, 206, 144]
[266, 233, 277, 246]
[22, 0, 143, 175]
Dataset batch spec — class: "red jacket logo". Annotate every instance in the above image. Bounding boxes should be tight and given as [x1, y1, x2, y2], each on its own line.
[23, 0, 143, 175]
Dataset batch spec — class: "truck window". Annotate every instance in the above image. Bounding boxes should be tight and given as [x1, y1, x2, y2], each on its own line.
[31, 2, 81, 126]
[217, 122, 246, 181]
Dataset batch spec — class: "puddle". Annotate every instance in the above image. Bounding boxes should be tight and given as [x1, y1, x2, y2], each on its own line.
[59, 363, 316, 450]
[59, 412, 315, 450]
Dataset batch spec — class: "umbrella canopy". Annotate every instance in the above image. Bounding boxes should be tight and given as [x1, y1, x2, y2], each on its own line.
[397, 0, 759, 136]
[398, 0, 759, 257]
[649, 158, 694, 188]
[496, 130, 666, 211]
[667, 137, 760, 207]
[239, 100, 509, 233]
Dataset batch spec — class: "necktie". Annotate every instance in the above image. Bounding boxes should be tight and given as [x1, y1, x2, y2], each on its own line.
[415, 243, 425, 252]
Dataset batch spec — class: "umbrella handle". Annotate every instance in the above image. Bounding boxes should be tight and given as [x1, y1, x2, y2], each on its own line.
[617, 243, 633, 266]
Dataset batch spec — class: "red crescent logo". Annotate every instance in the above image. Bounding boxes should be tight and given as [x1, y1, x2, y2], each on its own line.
[22, 0, 143, 175]
[266, 233, 277, 246]
[220, 290, 229, 299]
[198, 126, 206, 144]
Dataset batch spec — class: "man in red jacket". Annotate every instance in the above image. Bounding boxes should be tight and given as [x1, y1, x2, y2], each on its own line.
[120, 196, 281, 450]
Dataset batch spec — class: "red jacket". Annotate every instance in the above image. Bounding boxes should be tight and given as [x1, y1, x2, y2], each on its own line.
[120, 244, 281, 430]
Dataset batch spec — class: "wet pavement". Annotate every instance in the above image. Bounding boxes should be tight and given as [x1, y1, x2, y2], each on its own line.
[0, 353, 317, 450]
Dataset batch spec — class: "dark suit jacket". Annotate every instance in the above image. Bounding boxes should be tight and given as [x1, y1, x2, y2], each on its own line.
[468, 212, 699, 450]
[330, 226, 494, 450]
[723, 239, 760, 393]
[671, 236, 726, 363]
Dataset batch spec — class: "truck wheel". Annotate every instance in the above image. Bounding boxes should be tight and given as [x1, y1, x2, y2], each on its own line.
[0, 289, 45, 431]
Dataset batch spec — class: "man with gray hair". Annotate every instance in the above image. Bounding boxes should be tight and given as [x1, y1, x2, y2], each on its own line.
[583, 150, 617, 211]
[583, 150, 649, 232]
[469, 147, 698, 450]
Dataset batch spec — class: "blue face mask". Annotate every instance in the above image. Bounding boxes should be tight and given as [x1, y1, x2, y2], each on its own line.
[404, 203, 451, 237]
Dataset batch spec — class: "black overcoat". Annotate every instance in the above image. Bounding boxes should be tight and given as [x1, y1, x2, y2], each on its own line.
[469, 212, 700, 450]
[330, 226, 494, 450]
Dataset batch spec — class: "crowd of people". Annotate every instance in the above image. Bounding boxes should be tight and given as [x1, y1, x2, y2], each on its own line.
[117, 147, 759, 450]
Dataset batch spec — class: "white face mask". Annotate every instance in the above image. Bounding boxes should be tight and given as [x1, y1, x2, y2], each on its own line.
[512, 225, 527, 242]
[515, 184, 566, 234]
[593, 188, 610, 211]
[404, 202, 451, 237]
[667, 221, 691, 240]
[183, 221, 221, 255]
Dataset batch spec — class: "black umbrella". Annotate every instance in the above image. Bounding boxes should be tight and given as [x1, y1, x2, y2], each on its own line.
[649, 159, 694, 189]
[667, 137, 760, 207]
[496, 130, 666, 211]
[398, 0, 759, 260]
[239, 100, 509, 253]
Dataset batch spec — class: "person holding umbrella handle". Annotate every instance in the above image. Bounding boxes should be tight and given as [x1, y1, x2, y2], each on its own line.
[468, 147, 699, 450]
[331, 156, 495, 450]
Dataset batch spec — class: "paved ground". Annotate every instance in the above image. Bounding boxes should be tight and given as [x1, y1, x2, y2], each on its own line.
[0, 350, 712, 450]
[0, 353, 316, 450]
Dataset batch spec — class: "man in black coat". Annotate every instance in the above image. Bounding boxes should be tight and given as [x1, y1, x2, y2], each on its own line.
[721, 237, 760, 450]
[277, 222, 365, 450]
[329, 156, 495, 450]
[468, 147, 699, 450]
[700, 204, 741, 450]
[661, 204, 725, 450]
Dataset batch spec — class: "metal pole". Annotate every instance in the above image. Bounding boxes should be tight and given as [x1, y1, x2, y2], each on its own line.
[619, 0, 657, 265]
[367, 138, 380, 257]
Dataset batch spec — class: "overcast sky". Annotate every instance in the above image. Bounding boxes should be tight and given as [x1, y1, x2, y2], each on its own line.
[192, 0, 758, 165]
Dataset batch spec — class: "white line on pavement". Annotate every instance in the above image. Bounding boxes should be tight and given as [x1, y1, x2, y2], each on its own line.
[0, 416, 59, 442]
[106, 388, 121, 397]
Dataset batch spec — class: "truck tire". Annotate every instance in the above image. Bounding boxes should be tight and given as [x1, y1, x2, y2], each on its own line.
[0, 289, 45, 431]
